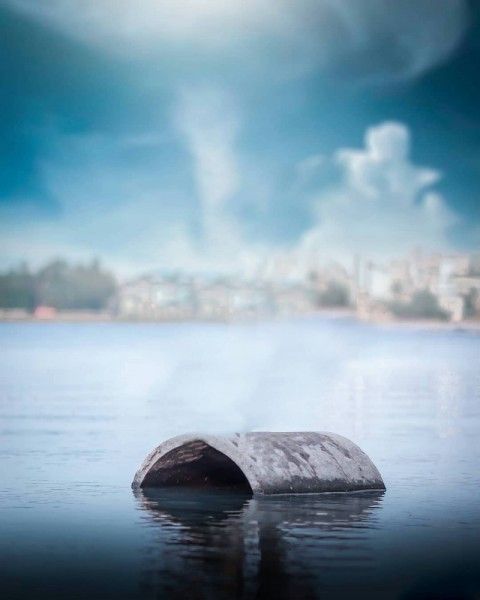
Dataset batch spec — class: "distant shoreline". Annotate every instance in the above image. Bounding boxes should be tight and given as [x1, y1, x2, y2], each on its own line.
[1, 308, 479, 332]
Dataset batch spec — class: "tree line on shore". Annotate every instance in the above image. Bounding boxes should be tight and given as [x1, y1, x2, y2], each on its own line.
[0, 260, 117, 311]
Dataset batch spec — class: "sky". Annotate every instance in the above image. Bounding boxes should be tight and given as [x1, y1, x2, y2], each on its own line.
[1, 0, 480, 275]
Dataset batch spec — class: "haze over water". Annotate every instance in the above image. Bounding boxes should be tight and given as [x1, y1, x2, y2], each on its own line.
[1, 318, 479, 598]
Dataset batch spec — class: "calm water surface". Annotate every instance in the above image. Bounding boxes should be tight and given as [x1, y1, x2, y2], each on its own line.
[1, 319, 479, 599]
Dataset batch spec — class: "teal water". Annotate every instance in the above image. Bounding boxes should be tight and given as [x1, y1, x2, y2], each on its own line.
[1, 319, 479, 598]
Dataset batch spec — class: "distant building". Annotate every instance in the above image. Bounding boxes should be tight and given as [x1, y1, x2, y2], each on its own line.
[116, 276, 195, 320]
[356, 291, 392, 322]
[112, 251, 479, 323]
[274, 283, 315, 316]
[438, 294, 465, 322]
[452, 275, 480, 296]
[34, 306, 57, 320]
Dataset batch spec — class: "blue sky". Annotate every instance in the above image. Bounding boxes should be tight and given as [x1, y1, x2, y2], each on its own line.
[1, 0, 479, 274]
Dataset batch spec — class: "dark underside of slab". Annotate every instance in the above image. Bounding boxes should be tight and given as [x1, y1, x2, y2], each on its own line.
[140, 441, 253, 493]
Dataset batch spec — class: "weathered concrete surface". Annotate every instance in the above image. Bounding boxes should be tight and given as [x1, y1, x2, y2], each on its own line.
[132, 432, 385, 495]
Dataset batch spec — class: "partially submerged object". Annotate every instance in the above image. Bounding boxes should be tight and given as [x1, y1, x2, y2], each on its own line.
[132, 432, 385, 495]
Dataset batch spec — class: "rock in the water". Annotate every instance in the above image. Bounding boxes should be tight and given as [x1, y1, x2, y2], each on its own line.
[132, 432, 385, 495]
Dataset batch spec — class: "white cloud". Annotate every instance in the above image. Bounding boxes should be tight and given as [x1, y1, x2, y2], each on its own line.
[7, 0, 469, 82]
[300, 122, 457, 261]
[0, 119, 462, 276]
[0, 109, 261, 276]
[174, 88, 239, 214]
[173, 86, 249, 264]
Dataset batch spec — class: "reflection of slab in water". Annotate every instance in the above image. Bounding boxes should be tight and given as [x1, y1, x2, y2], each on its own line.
[133, 432, 385, 495]
[135, 487, 251, 528]
[136, 488, 384, 532]
[135, 488, 385, 599]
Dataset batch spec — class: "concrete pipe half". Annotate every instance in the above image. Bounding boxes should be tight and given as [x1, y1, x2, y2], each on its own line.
[132, 432, 385, 495]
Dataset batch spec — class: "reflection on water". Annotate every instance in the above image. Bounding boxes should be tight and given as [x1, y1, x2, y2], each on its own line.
[136, 488, 384, 599]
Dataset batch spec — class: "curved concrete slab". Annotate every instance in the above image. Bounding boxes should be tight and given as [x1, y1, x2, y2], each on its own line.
[132, 432, 385, 495]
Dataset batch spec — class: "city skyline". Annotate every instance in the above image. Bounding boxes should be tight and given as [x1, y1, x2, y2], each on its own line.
[2, 248, 479, 324]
